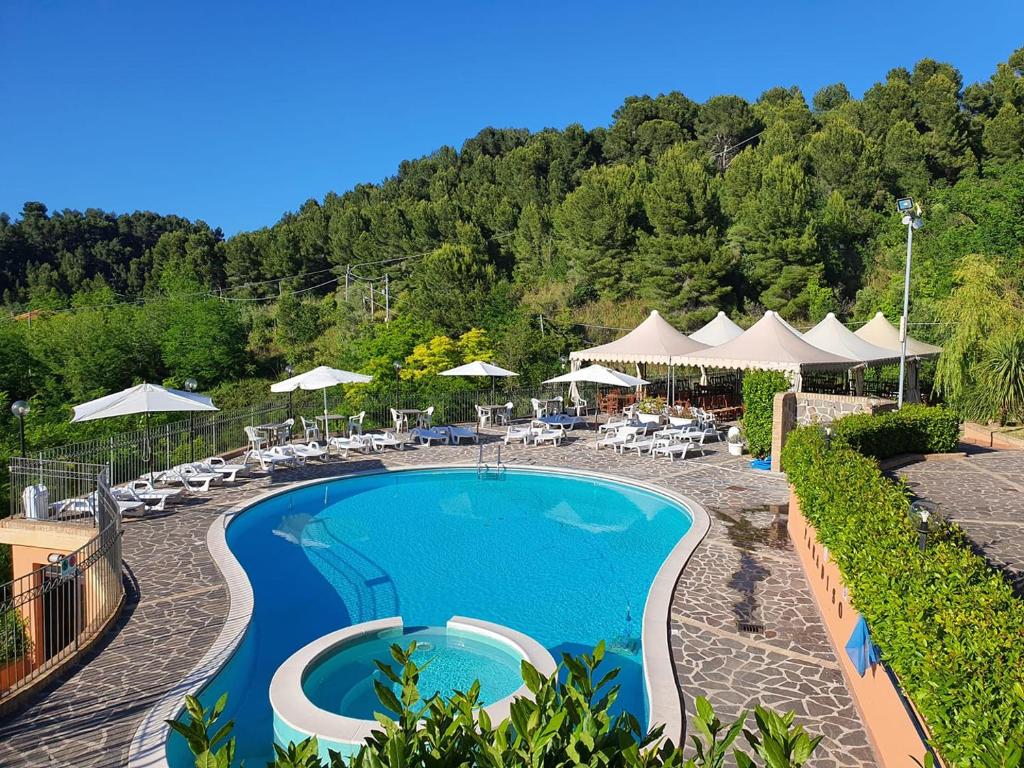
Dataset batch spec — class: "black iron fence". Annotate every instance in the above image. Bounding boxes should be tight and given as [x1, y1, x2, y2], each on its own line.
[1, 463, 123, 705]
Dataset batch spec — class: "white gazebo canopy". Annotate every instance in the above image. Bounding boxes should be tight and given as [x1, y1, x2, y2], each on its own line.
[803, 313, 901, 365]
[671, 311, 854, 384]
[688, 311, 744, 346]
[570, 310, 708, 365]
[854, 312, 943, 358]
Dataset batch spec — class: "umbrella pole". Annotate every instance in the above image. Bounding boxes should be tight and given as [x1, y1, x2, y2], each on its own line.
[146, 410, 153, 483]
[323, 388, 329, 440]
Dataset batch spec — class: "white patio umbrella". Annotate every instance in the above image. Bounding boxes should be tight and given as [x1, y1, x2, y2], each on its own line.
[439, 360, 519, 431]
[439, 360, 519, 400]
[544, 364, 650, 424]
[71, 382, 219, 480]
[271, 365, 373, 439]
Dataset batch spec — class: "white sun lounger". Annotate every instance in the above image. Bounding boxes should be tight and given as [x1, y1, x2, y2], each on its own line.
[504, 425, 532, 445]
[367, 432, 405, 451]
[113, 485, 174, 513]
[596, 426, 639, 451]
[245, 449, 296, 472]
[269, 445, 305, 466]
[328, 435, 373, 457]
[539, 414, 587, 430]
[159, 466, 222, 493]
[411, 427, 450, 446]
[619, 437, 657, 456]
[445, 425, 479, 444]
[289, 441, 329, 461]
[652, 442, 697, 461]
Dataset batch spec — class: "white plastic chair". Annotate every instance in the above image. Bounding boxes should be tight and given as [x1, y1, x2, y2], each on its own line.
[417, 406, 435, 429]
[496, 401, 514, 425]
[476, 404, 491, 428]
[391, 408, 408, 432]
[348, 411, 365, 435]
[245, 425, 267, 452]
[530, 397, 546, 419]
[301, 417, 320, 441]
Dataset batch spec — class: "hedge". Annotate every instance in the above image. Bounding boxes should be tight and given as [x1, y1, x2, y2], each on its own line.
[829, 404, 960, 460]
[783, 426, 1024, 766]
[741, 370, 790, 458]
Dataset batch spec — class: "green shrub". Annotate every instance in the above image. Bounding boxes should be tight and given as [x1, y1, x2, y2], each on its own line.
[741, 371, 790, 458]
[782, 427, 1024, 766]
[173, 644, 823, 768]
[0, 608, 31, 665]
[830, 404, 960, 459]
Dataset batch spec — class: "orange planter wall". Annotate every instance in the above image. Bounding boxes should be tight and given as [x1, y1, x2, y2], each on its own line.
[788, 488, 930, 768]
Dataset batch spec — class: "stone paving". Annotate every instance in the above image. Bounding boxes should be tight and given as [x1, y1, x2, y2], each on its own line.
[0, 427, 875, 768]
[895, 449, 1024, 595]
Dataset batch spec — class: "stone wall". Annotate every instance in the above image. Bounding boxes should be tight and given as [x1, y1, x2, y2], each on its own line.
[771, 392, 897, 472]
[796, 393, 896, 426]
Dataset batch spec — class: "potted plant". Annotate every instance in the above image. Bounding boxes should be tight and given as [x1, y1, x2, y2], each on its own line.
[727, 426, 745, 456]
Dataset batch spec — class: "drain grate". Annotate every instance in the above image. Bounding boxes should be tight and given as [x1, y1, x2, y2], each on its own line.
[737, 622, 766, 634]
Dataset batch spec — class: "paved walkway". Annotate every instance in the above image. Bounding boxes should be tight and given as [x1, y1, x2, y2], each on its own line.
[0, 429, 875, 768]
[895, 449, 1024, 595]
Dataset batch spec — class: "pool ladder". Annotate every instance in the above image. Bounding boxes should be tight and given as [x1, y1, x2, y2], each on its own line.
[477, 443, 506, 479]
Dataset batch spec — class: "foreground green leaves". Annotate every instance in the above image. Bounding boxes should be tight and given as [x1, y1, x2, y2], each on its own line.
[174, 643, 822, 768]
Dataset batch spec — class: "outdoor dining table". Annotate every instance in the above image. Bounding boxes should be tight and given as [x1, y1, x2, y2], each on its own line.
[316, 413, 348, 438]
[255, 422, 286, 445]
[394, 408, 423, 431]
[477, 404, 508, 422]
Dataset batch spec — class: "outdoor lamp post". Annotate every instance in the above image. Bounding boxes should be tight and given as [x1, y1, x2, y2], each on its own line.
[184, 378, 198, 462]
[393, 362, 403, 409]
[11, 400, 30, 456]
[910, 500, 936, 552]
[284, 365, 294, 419]
[896, 197, 924, 409]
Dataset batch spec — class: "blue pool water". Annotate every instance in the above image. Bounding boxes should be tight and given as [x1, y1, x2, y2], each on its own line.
[303, 627, 525, 718]
[167, 468, 692, 766]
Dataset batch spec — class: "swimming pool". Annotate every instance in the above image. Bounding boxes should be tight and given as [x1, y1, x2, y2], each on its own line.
[161, 467, 697, 767]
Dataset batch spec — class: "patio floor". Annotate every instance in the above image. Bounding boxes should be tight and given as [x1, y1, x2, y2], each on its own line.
[0, 427, 876, 768]
[894, 448, 1024, 596]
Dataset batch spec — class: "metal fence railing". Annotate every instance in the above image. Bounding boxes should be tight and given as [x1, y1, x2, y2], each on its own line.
[8, 459, 111, 524]
[1, 464, 123, 705]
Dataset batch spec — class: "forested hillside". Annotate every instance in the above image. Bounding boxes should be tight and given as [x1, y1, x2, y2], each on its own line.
[1, 48, 1023, 453]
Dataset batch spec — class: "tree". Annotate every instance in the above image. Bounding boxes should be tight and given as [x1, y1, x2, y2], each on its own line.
[555, 162, 648, 298]
[403, 243, 499, 334]
[813, 83, 851, 113]
[696, 95, 761, 169]
[983, 103, 1024, 162]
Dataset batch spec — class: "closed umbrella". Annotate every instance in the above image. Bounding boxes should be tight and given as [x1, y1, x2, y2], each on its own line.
[271, 365, 372, 439]
[439, 360, 519, 430]
[71, 382, 219, 480]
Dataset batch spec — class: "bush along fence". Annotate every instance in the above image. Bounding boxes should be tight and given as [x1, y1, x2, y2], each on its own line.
[782, 420, 1024, 767]
[741, 370, 791, 458]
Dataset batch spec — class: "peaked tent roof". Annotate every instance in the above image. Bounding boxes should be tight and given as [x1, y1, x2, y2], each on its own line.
[803, 313, 902, 365]
[854, 312, 943, 357]
[671, 311, 854, 374]
[570, 310, 708, 365]
[688, 311, 744, 346]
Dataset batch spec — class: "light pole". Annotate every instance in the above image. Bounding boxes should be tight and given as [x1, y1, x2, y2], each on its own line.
[910, 500, 936, 552]
[896, 197, 923, 408]
[184, 378, 198, 463]
[11, 400, 30, 457]
[284, 365, 294, 420]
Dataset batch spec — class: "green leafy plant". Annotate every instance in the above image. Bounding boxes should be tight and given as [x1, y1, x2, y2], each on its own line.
[0, 608, 31, 665]
[637, 396, 667, 414]
[829, 404, 959, 459]
[173, 645, 822, 768]
[782, 426, 1024, 766]
[166, 692, 236, 768]
[741, 370, 790, 458]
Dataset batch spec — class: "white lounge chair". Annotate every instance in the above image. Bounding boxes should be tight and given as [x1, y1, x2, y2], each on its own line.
[245, 449, 295, 473]
[328, 435, 373, 457]
[529, 419, 563, 447]
[203, 456, 250, 481]
[290, 441, 329, 461]
[367, 431, 406, 451]
[539, 414, 587, 430]
[599, 416, 631, 434]
[113, 485, 174, 513]
[504, 424, 531, 445]
[445, 425, 479, 444]
[159, 466, 222, 493]
[269, 445, 304, 466]
[619, 437, 657, 456]
[411, 427, 450, 446]
[652, 441, 697, 462]
[596, 426, 639, 451]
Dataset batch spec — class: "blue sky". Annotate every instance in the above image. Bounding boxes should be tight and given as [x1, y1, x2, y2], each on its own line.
[2, 1, 1022, 235]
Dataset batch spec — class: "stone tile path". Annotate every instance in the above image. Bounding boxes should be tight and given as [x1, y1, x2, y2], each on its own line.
[0, 428, 875, 768]
[895, 449, 1024, 595]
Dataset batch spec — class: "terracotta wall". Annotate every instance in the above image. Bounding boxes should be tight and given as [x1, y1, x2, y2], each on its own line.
[788, 489, 931, 768]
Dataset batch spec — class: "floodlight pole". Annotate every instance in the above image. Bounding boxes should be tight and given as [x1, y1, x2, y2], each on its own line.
[896, 205, 921, 408]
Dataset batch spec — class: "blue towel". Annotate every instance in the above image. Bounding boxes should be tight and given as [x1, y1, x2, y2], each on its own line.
[750, 458, 771, 471]
[845, 616, 880, 676]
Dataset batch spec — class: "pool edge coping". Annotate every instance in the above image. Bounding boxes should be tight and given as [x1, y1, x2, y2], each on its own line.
[126, 463, 711, 767]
